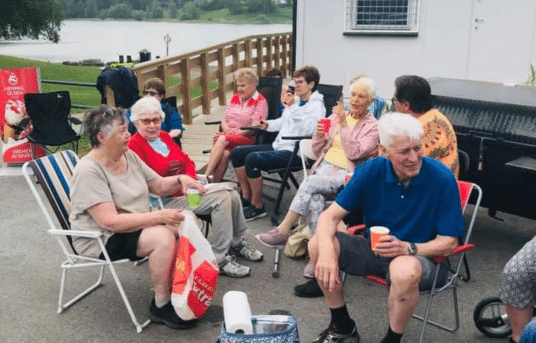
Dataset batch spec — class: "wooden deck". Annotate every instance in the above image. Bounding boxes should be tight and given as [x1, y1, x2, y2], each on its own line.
[181, 105, 226, 173]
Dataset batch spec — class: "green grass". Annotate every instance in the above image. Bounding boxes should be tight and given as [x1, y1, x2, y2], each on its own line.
[0, 55, 102, 112]
[197, 8, 292, 24]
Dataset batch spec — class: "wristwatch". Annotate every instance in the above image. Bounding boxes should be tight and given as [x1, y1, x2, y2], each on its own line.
[408, 242, 418, 256]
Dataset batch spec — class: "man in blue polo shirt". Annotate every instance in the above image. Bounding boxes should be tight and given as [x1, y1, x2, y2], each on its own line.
[296, 112, 465, 343]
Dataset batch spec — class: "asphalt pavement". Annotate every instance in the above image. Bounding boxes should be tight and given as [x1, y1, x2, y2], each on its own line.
[1, 164, 535, 343]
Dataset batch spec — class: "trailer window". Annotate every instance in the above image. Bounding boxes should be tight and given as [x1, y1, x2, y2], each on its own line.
[344, 0, 420, 36]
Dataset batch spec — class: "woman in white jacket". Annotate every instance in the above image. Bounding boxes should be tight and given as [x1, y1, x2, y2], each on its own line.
[231, 65, 326, 221]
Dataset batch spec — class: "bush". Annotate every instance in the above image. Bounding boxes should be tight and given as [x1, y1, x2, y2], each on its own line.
[254, 14, 269, 24]
[228, 1, 244, 15]
[179, 2, 200, 20]
[98, 9, 109, 19]
[108, 4, 132, 19]
[151, 5, 164, 19]
[132, 10, 145, 21]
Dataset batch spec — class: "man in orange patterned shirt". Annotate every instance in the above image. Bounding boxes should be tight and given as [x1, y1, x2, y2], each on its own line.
[392, 75, 459, 178]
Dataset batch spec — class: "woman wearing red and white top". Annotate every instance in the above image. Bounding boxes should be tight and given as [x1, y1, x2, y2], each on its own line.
[204, 68, 268, 183]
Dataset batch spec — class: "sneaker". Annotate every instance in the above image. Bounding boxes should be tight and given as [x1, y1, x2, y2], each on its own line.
[243, 204, 266, 221]
[241, 197, 251, 208]
[219, 255, 250, 278]
[149, 299, 197, 330]
[303, 261, 315, 279]
[312, 323, 360, 343]
[294, 278, 324, 298]
[230, 240, 263, 262]
[255, 227, 288, 248]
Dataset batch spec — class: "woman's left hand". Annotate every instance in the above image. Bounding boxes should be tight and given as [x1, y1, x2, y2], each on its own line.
[178, 175, 206, 195]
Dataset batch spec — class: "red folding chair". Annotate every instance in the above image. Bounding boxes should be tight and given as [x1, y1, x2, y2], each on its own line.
[346, 180, 482, 343]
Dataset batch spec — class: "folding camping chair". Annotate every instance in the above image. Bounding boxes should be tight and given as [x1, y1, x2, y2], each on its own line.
[22, 150, 151, 333]
[23, 91, 81, 157]
[345, 180, 482, 343]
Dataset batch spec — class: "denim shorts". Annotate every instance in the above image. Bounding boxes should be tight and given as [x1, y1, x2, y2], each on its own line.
[336, 232, 449, 291]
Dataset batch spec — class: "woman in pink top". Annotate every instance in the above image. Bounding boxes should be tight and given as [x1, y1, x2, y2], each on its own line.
[204, 68, 268, 182]
[256, 78, 379, 277]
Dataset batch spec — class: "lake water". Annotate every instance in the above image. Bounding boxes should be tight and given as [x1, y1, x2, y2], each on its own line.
[0, 20, 291, 63]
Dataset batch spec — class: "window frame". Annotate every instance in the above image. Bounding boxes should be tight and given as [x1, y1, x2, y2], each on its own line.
[343, 0, 421, 36]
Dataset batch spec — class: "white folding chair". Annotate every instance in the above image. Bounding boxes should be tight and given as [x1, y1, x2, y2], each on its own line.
[22, 150, 151, 333]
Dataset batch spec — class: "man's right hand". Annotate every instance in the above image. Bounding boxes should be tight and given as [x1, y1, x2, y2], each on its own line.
[160, 208, 184, 227]
[315, 249, 341, 292]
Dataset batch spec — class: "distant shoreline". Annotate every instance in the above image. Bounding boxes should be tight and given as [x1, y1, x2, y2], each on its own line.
[64, 17, 292, 25]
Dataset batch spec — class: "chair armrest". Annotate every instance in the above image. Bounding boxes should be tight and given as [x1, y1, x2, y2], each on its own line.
[281, 136, 313, 140]
[48, 229, 103, 239]
[347, 225, 366, 236]
[365, 275, 389, 287]
[205, 120, 222, 125]
[432, 243, 475, 264]
[240, 126, 264, 131]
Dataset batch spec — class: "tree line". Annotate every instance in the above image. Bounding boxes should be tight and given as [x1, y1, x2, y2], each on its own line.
[55, 0, 292, 21]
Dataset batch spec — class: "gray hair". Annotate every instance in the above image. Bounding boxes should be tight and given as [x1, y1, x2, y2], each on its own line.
[350, 77, 376, 100]
[234, 67, 259, 85]
[378, 112, 423, 150]
[130, 97, 165, 122]
[83, 105, 125, 148]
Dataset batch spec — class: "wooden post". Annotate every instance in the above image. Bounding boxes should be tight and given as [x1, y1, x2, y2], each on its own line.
[232, 42, 239, 73]
[217, 47, 226, 106]
[200, 52, 210, 115]
[274, 35, 281, 72]
[104, 85, 116, 107]
[265, 36, 273, 72]
[281, 35, 288, 77]
[245, 38, 252, 68]
[180, 58, 192, 124]
[256, 37, 264, 76]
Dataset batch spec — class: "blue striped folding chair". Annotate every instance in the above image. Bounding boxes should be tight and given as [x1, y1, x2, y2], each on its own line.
[22, 150, 151, 333]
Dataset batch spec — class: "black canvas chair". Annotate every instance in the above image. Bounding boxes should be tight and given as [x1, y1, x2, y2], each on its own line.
[264, 84, 343, 224]
[23, 91, 81, 157]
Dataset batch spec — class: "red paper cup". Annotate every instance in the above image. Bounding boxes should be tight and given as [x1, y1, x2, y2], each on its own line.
[320, 119, 331, 134]
[370, 226, 390, 250]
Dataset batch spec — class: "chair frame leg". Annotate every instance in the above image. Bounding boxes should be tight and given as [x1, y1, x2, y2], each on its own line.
[57, 258, 151, 333]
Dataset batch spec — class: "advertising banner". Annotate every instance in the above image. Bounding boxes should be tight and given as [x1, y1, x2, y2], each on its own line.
[0, 67, 45, 164]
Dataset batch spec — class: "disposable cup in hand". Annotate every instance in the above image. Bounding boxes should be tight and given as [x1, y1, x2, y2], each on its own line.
[187, 188, 201, 207]
[370, 226, 390, 250]
[320, 119, 331, 134]
[344, 172, 354, 184]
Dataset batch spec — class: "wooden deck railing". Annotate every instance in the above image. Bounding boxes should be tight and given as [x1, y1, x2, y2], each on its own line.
[131, 31, 292, 124]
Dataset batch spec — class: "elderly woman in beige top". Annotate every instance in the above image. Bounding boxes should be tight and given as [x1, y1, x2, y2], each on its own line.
[69, 105, 204, 330]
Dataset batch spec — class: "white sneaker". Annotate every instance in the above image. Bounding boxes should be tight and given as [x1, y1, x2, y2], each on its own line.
[230, 240, 264, 262]
[218, 255, 250, 278]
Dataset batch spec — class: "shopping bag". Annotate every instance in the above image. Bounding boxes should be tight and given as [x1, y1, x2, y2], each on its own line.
[284, 223, 310, 260]
[172, 214, 219, 320]
[217, 315, 300, 343]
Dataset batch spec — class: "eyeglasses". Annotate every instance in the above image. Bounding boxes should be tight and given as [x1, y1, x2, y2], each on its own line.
[391, 97, 399, 104]
[143, 90, 160, 97]
[139, 117, 162, 126]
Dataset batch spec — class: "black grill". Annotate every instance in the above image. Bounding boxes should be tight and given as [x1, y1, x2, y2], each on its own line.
[429, 77, 536, 220]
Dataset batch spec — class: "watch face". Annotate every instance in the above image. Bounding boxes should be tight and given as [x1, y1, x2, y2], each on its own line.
[410, 243, 417, 255]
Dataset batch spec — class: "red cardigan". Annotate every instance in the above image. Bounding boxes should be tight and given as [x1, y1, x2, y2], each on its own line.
[128, 131, 197, 197]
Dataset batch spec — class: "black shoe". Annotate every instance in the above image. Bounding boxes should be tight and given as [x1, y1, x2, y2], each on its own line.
[294, 278, 324, 298]
[312, 323, 360, 343]
[241, 197, 251, 208]
[243, 204, 266, 221]
[149, 299, 197, 330]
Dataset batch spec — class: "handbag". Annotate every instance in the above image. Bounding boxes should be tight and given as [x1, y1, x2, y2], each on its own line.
[284, 222, 311, 260]
[217, 315, 299, 343]
[171, 215, 219, 320]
